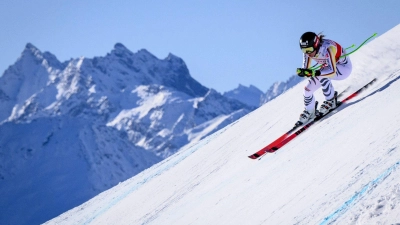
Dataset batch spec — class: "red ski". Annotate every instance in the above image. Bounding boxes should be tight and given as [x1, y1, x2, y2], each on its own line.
[248, 78, 377, 160]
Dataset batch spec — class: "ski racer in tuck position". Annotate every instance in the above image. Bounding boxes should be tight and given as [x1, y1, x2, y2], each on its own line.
[296, 32, 352, 126]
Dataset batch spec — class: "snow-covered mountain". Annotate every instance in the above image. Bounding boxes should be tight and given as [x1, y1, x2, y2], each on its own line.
[223, 76, 303, 107]
[223, 84, 264, 108]
[45, 24, 400, 224]
[0, 43, 254, 225]
[261, 74, 303, 104]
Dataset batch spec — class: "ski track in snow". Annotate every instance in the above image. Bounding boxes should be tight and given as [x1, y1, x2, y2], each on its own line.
[320, 160, 400, 225]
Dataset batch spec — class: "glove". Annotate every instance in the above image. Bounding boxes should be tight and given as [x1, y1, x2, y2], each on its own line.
[296, 68, 321, 77]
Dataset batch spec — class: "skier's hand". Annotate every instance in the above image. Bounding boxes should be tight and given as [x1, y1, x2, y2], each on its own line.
[296, 68, 321, 77]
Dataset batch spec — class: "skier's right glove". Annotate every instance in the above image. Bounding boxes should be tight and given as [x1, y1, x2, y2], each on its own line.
[296, 68, 321, 77]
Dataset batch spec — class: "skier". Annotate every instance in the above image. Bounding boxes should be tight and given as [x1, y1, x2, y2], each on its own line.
[296, 31, 352, 125]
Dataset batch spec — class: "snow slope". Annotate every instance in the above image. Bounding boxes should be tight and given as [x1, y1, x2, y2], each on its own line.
[46, 24, 400, 224]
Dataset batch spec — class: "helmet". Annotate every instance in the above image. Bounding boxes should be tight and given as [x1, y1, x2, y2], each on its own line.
[299, 32, 320, 53]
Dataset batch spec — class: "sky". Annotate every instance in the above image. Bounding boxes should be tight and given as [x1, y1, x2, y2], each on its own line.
[1, 0, 400, 93]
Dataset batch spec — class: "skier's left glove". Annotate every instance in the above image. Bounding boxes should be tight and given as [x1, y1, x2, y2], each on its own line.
[296, 68, 321, 77]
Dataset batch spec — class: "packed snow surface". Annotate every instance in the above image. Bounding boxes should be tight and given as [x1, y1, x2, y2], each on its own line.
[44, 24, 400, 224]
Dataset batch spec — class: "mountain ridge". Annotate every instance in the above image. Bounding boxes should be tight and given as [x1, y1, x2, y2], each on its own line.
[0, 42, 259, 225]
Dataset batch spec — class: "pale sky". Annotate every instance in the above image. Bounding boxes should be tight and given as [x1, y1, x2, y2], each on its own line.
[1, 0, 400, 92]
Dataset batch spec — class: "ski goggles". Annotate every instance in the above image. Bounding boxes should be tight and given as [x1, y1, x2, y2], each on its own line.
[301, 47, 315, 54]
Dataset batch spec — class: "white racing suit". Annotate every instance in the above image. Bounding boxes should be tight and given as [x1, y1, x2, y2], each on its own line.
[302, 39, 352, 111]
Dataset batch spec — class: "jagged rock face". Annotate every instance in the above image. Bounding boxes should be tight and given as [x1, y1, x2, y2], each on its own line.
[0, 43, 251, 154]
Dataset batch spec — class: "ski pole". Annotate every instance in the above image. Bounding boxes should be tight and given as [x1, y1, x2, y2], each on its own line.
[309, 33, 377, 71]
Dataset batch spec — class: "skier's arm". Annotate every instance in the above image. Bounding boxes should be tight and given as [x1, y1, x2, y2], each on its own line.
[302, 53, 312, 69]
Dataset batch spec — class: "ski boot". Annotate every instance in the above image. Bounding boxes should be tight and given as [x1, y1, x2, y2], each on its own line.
[295, 101, 318, 127]
[319, 91, 338, 115]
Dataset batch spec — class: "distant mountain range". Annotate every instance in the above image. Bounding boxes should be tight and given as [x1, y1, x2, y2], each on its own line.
[222, 74, 302, 107]
[0, 43, 302, 225]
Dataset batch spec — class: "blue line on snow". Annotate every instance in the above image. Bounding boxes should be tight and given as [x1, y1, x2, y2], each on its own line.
[320, 161, 400, 225]
[82, 127, 228, 224]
